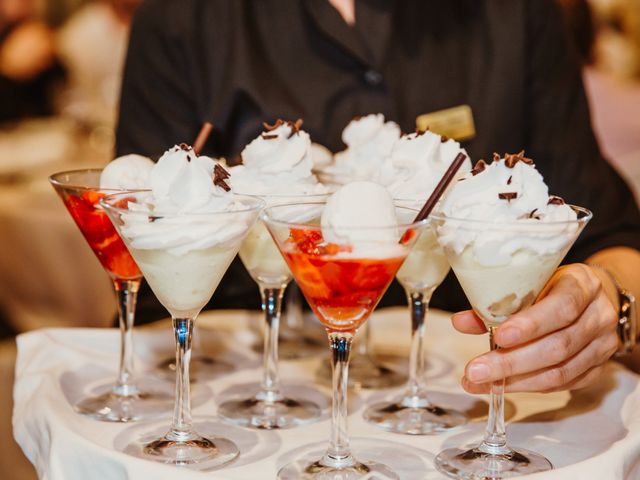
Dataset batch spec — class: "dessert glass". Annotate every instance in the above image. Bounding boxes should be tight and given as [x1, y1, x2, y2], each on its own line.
[219, 192, 329, 429]
[363, 204, 466, 434]
[102, 191, 263, 469]
[263, 201, 428, 479]
[49, 169, 172, 422]
[431, 206, 591, 479]
[314, 169, 406, 389]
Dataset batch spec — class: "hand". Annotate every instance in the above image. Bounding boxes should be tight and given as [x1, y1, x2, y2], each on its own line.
[454, 264, 619, 393]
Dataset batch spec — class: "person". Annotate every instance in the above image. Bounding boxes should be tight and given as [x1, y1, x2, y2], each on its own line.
[116, 0, 640, 394]
[0, 0, 64, 123]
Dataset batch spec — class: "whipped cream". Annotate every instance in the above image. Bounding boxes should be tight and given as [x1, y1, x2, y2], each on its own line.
[437, 153, 579, 266]
[230, 120, 327, 196]
[329, 114, 401, 181]
[381, 130, 471, 200]
[121, 144, 249, 256]
[100, 154, 154, 190]
[321, 182, 401, 256]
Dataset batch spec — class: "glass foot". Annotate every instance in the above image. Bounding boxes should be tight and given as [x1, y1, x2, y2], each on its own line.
[155, 355, 233, 383]
[363, 398, 466, 434]
[74, 388, 173, 423]
[129, 431, 239, 469]
[435, 445, 553, 479]
[218, 394, 322, 429]
[278, 456, 398, 479]
[318, 353, 406, 389]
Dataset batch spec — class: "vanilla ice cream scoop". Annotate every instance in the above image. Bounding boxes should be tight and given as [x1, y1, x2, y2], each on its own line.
[321, 181, 398, 246]
[100, 154, 154, 190]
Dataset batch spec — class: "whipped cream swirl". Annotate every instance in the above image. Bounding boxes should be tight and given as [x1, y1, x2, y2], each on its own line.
[437, 153, 579, 266]
[230, 120, 326, 196]
[122, 144, 249, 256]
[380, 129, 471, 201]
[330, 114, 401, 181]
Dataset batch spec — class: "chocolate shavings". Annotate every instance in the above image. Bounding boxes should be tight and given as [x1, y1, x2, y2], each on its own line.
[148, 216, 160, 223]
[471, 159, 487, 176]
[547, 195, 565, 205]
[178, 143, 191, 151]
[498, 192, 518, 201]
[529, 208, 541, 219]
[261, 134, 278, 140]
[213, 164, 231, 192]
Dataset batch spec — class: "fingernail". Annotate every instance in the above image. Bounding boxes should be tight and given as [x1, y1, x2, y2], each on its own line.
[498, 327, 520, 346]
[467, 362, 490, 382]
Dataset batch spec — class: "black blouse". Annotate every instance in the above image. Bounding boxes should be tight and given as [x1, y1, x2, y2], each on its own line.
[117, 0, 640, 316]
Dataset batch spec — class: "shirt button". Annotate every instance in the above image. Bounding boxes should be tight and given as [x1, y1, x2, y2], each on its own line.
[363, 69, 383, 86]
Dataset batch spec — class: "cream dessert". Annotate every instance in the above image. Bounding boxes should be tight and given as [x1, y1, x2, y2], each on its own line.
[384, 130, 471, 291]
[323, 113, 401, 182]
[231, 119, 327, 287]
[100, 154, 155, 190]
[436, 152, 579, 325]
[118, 144, 258, 318]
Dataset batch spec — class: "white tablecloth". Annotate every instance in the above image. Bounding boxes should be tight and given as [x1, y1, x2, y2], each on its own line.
[13, 308, 640, 479]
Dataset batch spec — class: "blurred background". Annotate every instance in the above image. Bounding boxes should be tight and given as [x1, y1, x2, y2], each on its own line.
[0, 1, 638, 478]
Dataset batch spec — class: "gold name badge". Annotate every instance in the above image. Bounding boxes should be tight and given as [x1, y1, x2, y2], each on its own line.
[416, 105, 476, 141]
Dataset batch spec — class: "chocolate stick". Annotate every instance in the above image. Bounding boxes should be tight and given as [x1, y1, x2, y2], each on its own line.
[413, 152, 467, 222]
[192, 121, 214, 155]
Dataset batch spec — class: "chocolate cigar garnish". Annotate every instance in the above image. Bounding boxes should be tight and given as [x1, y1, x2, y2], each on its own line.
[213, 164, 231, 192]
[547, 195, 565, 205]
[471, 159, 487, 176]
[498, 192, 518, 201]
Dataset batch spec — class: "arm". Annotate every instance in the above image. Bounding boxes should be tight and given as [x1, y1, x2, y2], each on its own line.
[455, 0, 640, 393]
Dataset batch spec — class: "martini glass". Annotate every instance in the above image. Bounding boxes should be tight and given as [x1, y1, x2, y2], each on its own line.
[314, 169, 405, 389]
[431, 206, 591, 479]
[363, 217, 466, 434]
[102, 191, 263, 468]
[49, 169, 172, 422]
[263, 201, 428, 479]
[219, 193, 328, 429]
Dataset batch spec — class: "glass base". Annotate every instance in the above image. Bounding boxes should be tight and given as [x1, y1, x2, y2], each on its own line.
[318, 352, 406, 389]
[74, 387, 173, 423]
[129, 431, 239, 469]
[155, 355, 233, 383]
[278, 456, 398, 480]
[435, 445, 553, 479]
[363, 398, 466, 434]
[218, 393, 322, 429]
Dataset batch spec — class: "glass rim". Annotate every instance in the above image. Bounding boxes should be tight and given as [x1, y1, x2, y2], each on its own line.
[48, 168, 124, 193]
[430, 204, 593, 227]
[261, 201, 430, 231]
[233, 190, 333, 200]
[99, 190, 266, 216]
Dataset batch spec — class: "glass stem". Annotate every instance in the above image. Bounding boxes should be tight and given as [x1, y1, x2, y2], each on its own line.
[404, 289, 434, 404]
[481, 326, 508, 454]
[112, 279, 140, 397]
[284, 283, 304, 331]
[322, 333, 355, 468]
[168, 317, 195, 440]
[259, 287, 285, 402]
[356, 322, 371, 357]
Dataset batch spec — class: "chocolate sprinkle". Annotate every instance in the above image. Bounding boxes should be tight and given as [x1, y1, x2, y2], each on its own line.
[441, 135, 449, 142]
[261, 134, 278, 140]
[507, 175, 512, 185]
[547, 195, 565, 205]
[263, 118, 304, 138]
[504, 150, 535, 168]
[148, 216, 160, 223]
[493, 152, 501, 162]
[263, 119, 284, 131]
[213, 164, 231, 192]
[498, 192, 518, 201]
[529, 208, 540, 219]
[178, 143, 191, 151]
[471, 159, 487, 176]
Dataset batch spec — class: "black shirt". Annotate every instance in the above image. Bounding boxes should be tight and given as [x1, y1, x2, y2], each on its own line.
[116, 0, 640, 316]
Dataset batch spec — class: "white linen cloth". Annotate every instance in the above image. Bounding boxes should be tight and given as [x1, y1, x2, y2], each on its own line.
[13, 308, 640, 479]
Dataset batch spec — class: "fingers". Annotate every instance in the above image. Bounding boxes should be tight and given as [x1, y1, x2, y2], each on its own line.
[494, 264, 600, 349]
[451, 310, 487, 335]
[461, 320, 618, 394]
